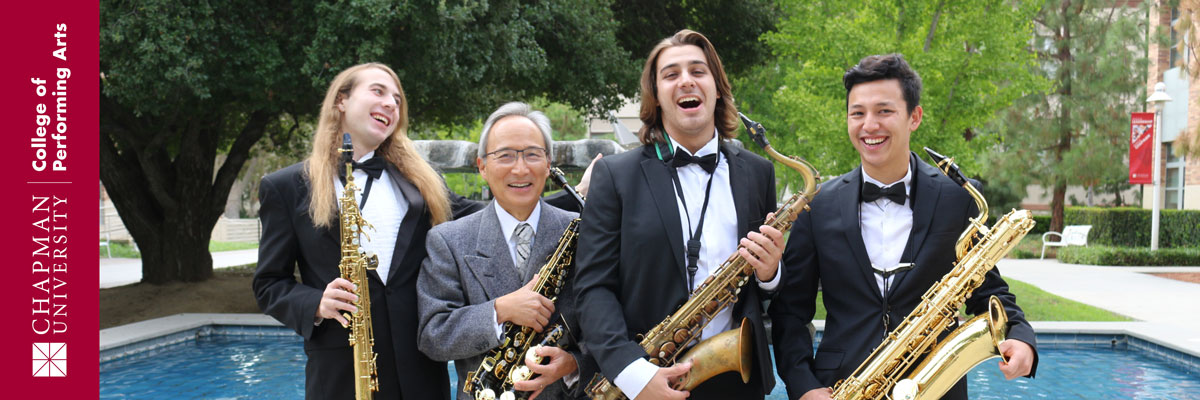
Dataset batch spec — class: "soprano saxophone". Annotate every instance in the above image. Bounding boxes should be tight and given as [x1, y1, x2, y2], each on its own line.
[464, 167, 586, 400]
[338, 133, 380, 400]
[830, 147, 1035, 400]
[585, 113, 821, 399]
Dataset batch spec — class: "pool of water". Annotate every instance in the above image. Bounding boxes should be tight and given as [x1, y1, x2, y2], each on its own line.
[101, 335, 1200, 399]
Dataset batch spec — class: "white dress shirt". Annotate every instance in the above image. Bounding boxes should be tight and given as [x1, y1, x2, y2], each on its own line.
[333, 151, 408, 285]
[490, 201, 579, 387]
[860, 166, 913, 297]
[492, 200, 542, 337]
[614, 132, 781, 399]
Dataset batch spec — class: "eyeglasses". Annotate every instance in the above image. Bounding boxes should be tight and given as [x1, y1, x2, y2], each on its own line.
[485, 147, 548, 166]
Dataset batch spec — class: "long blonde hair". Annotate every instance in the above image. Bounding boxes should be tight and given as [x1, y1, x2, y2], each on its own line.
[305, 63, 451, 228]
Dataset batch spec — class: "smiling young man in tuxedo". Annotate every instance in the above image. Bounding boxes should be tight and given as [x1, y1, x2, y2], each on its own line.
[253, 63, 487, 400]
[769, 54, 1037, 400]
[416, 102, 588, 400]
[573, 29, 783, 400]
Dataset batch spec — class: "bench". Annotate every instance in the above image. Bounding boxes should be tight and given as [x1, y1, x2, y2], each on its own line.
[1041, 225, 1092, 259]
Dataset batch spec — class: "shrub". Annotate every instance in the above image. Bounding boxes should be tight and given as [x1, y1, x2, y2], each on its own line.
[1059, 246, 1200, 266]
[1065, 207, 1200, 248]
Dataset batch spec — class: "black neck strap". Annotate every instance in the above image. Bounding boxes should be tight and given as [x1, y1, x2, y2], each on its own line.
[662, 135, 719, 293]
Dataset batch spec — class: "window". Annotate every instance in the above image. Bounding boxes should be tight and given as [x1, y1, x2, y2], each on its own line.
[1164, 143, 1185, 210]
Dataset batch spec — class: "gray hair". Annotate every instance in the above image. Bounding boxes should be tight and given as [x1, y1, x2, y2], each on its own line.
[477, 102, 554, 163]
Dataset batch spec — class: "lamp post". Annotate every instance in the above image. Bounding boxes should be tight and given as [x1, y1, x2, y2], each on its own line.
[1146, 82, 1172, 251]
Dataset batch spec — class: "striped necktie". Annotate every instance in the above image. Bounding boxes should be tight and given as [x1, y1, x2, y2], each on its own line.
[513, 222, 533, 272]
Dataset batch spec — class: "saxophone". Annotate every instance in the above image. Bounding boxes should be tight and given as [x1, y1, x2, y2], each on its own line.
[463, 167, 586, 400]
[585, 113, 821, 399]
[830, 147, 1036, 400]
[337, 133, 380, 400]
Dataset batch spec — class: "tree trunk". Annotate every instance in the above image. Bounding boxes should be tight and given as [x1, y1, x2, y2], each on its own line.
[140, 212, 215, 283]
[1050, 181, 1067, 234]
[100, 94, 271, 284]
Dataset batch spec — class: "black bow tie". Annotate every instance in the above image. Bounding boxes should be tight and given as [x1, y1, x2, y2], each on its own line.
[671, 148, 718, 174]
[351, 157, 385, 180]
[862, 182, 906, 204]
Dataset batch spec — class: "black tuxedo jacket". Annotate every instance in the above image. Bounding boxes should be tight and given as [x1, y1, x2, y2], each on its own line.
[573, 142, 778, 396]
[769, 153, 1038, 400]
[253, 161, 485, 400]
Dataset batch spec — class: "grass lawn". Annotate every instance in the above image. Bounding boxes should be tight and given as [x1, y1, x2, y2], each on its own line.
[810, 278, 1128, 322]
[99, 241, 258, 258]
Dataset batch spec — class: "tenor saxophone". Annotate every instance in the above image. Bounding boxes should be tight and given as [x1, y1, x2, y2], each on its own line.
[585, 113, 821, 399]
[830, 148, 1035, 400]
[463, 167, 586, 400]
[337, 133, 380, 400]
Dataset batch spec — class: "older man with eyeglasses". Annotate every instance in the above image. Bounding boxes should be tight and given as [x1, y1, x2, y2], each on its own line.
[416, 102, 589, 400]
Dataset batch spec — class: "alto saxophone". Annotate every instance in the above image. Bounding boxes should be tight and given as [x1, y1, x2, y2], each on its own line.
[464, 167, 586, 400]
[830, 147, 1035, 400]
[585, 113, 821, 399]
[337, 133, 380, 400]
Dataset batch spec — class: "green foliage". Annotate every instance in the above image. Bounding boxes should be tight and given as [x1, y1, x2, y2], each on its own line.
[1030, 214, 1052, 236]
[1065, 207, 1200, 248]
[1059, 245, 1200, 266]
[1007, 235, 1044, 259]
[982, 0, 1151, 231]
[737, 0, 1047, 190]
[609, 0, 778, 76]
[100, 0, 644, 282]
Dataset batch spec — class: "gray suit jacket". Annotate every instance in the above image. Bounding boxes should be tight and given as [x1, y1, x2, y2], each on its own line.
[417, 200, 586, 399]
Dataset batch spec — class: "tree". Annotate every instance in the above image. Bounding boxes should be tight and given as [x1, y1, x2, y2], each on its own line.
[984, 0, 1149, 233]
[100, 0, 638, 283]
[735, 0, 1047, 188]
[1171, 0, 1200, 157]
[609, 0, 778, 76]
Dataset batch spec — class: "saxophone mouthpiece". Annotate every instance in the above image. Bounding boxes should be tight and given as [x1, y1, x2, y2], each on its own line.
[341, 133, 354, 162]
[737, 112, 771, 150]
[923, 147, 967, 187]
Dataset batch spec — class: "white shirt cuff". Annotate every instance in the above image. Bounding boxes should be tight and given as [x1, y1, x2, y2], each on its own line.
[756, 260, 783, 291]
[564, 368, 580, 388]
[614, 358, 657, 400]
[493, 306, 504, 339]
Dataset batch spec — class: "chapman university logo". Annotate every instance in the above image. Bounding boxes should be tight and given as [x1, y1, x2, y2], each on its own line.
[32, 343, 66, 377]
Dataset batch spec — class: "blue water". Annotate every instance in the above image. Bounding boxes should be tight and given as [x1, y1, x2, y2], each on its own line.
[101, 336, 1200, 399]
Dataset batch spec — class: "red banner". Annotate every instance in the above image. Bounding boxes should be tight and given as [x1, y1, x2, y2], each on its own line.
[1129, 112, 1155, 184]
[0, 2, 99, 397]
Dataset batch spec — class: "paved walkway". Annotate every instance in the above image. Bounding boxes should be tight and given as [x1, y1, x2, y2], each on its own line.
[99, 249, 258, 289]
[996, 258, 1200, 333]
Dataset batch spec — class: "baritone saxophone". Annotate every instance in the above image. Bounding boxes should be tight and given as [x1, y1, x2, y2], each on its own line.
[585, 113, 821, 399]
[830, 147, 1035, 400]
[463, 167, 586, 400]
[338, 133, 380, 400]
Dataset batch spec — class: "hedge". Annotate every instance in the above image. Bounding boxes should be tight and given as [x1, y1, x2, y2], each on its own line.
[1059, 245, 1200, 266]
[1065, 207, 1200, 248]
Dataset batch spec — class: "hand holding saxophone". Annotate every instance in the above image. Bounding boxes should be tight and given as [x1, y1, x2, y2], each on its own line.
[511, 346, 578, 399]
[997, 339, 1035, 379]
[738, 212, 785, 282]
[494, 275, 555, 332]
[317, 278, 359, 326]
[634, 362, 692, 400]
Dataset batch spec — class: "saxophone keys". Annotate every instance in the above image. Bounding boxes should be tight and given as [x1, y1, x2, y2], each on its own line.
[658, 341, 677, 358]
[892, 379, 918, 400]
[499, 391, 516, 400]
[525, 345, 544, 365]
[476, 388, 497, 400]
[672, 329, 689, 344]
[511, 365, 532, 383]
